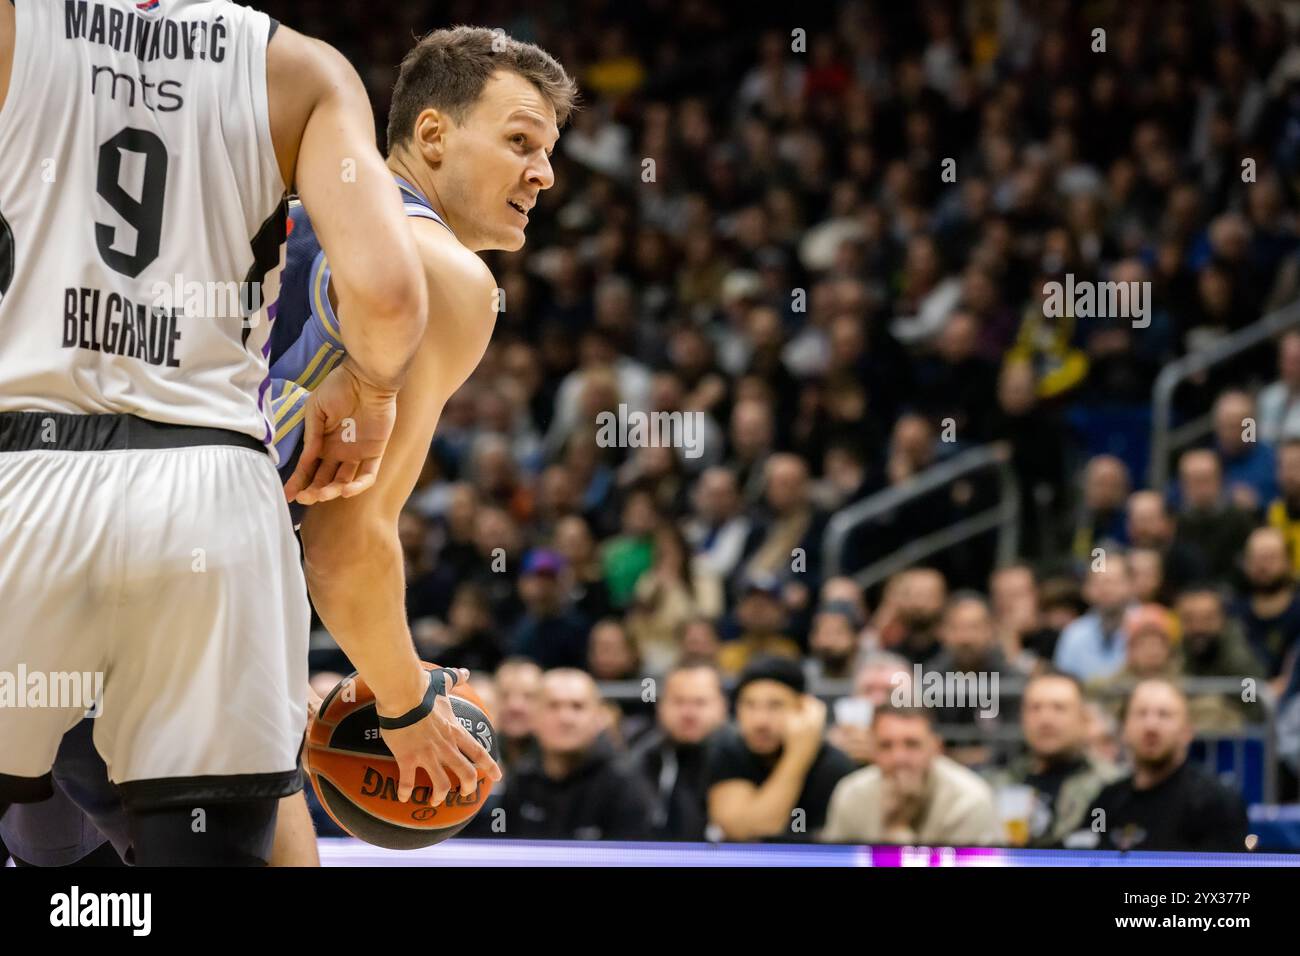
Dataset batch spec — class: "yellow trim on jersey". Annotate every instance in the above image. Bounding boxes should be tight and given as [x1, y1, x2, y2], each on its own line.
[312, 254, 340, 342]
[294, 343, 332, 388]
[274, 404, 308, 444]
[305, 349, 344, 391]
[272, 382, 309, 425]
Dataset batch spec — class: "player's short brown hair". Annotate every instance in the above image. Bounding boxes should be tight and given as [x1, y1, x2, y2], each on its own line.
[386, 26, 577, 151]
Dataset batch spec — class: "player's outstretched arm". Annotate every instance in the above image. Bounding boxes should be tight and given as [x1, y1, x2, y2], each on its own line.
[298, 222, 500, 804]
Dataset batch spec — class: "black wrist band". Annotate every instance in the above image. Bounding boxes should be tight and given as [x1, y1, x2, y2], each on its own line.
[377, 667, 457, 730]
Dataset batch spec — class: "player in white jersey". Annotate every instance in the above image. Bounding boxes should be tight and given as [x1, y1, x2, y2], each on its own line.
[0, 0, 450, 865]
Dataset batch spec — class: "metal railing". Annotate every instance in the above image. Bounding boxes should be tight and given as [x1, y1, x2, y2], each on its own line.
[1149, 296, 1300, 488]
[820, 443, 1021, 589]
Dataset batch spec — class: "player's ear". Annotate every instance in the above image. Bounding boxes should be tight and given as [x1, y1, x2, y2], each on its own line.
[412, 107, 449, 167]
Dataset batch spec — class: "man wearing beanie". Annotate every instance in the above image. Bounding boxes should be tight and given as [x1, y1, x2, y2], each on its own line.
[705, 657, 855, 842]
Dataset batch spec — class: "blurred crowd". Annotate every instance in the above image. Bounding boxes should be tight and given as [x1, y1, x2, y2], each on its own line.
[266, 0, 1300, 849]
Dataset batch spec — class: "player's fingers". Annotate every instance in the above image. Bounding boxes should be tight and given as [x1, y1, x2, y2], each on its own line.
[283, 413, 324, 503]
[306, 459, 342, 503]
[339, 455, 380, 498]
[396, 754, 417, 803]
[439, 736, 480, 797]
[332, 457, 360, 489]
[420, 758, 452, 806]
[452, 722, 499, 782]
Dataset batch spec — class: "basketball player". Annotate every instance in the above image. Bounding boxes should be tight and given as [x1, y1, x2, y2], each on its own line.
[0, 0, 447, 867]
[2, 24, 573, 865]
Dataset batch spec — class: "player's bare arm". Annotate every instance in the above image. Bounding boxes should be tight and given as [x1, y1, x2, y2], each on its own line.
[266, 25, 427, 502]
[298, 221, 501, 805]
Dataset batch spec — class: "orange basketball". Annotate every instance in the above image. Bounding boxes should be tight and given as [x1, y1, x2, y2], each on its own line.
[305, 662, 498, 849]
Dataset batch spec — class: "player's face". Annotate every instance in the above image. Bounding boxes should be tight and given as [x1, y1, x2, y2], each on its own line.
[442, 70, 558, 252]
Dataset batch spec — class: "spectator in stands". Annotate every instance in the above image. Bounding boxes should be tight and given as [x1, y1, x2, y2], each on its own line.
[807, 601, 865, 682]
[1256, 330, 1300, 443]
[717, 574, 802, 676]
[553, 514, 613, 623]
[630, 663, 728, 840]
[680, 616, 722, 665]
[1127, 547, 1167, 605]
[989, 360, 1067, 558]
[1125, 490, 1207, 592]
[1266, 438, 1300, 574]
[1087, 604, 1183, 715]
[1231, 527, 1300, 691]
[1176, 586, 1265, 680]
[466, 505, 525, 628]
[875, 568, 948, 666]
[986, 672, 1121, 847]
[1039, 576, 1087, 634]
[412, 582, 504, 674]
[738, 453, 827, 590]
[511, 549, 591, 670]
[989, 563, 1060, 667]
[706, 657, 855, 842]
[826, 652, 913, 767]
[1054, 553, 1137, 681]
[1084, 679, 1249, 851]
[821, 705, 999, 845]
[587, 617, 640, 682]
[495, 658, 543, 772]
[684, 467, 752, 580]
[1213, 389, 1277, 511]
[1173, 449, 1256, 583]
[498, 669, 655, 840]
[727, 397, 776, 505]
[627, 522, 724, 672]
[1070, 455, 1130, 564]
[600, 487, 659, 608]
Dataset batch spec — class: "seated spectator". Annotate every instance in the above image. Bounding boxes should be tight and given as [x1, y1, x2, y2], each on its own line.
[494, 658, 542, 772]
[706, 657, 855, 842]
[1172, 449, 1256, 583]
[626, 522, 724, 672]
[806, 601, 865, 682]
[1175, 586, 1265, 680]
[820, 705, 999, 845]
[497, 669, 655, 840]
[412, 582, 504, 673]
[588, 618, 641, 682]
[1083, 699, 1122, 768]
[1230, 527, 1300, 691]
[826, 652, 913, 767]
[511, 549, 591, 670]
[1127, 547, 1167, 605]
[683, 467, 752, 580]
[599, 487, 659, 608]
[1257, 330, 1300, 444]
[989, 563, 1059, 667]
[553, 514, 613, 623]
[1213, 389, 1277, 512]
[1266, 438, 1300, 575]
[1039, 575, 1086, 634]
[1053, 552, 1137, 681]
[680, 616, 722, 665]
[1256, 330, 1300, 444]
[629, 663, 728, 840]
[717, 574, 802, 676]
[874, 567, 948, 665]
[1086, 603, 1182, 717]
[986, 672, 1121, 847]
[1082, 678, 1249, 851]
[1125, 490, 1207, 592]
[737, 453, 827, 589]
[1069, 455, 1130, 565]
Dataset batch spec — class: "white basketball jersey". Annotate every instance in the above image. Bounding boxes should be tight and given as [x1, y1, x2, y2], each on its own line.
[0, 0, 286, 449]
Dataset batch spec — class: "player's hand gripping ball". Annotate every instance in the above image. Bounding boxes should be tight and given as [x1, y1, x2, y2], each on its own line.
[306, 662, 498, 849]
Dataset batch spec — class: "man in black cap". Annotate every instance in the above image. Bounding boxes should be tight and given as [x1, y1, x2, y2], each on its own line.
[705, 657, 856, 842]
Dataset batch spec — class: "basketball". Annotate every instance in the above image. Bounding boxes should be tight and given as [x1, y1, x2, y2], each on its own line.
[305, 663, 499, 850]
